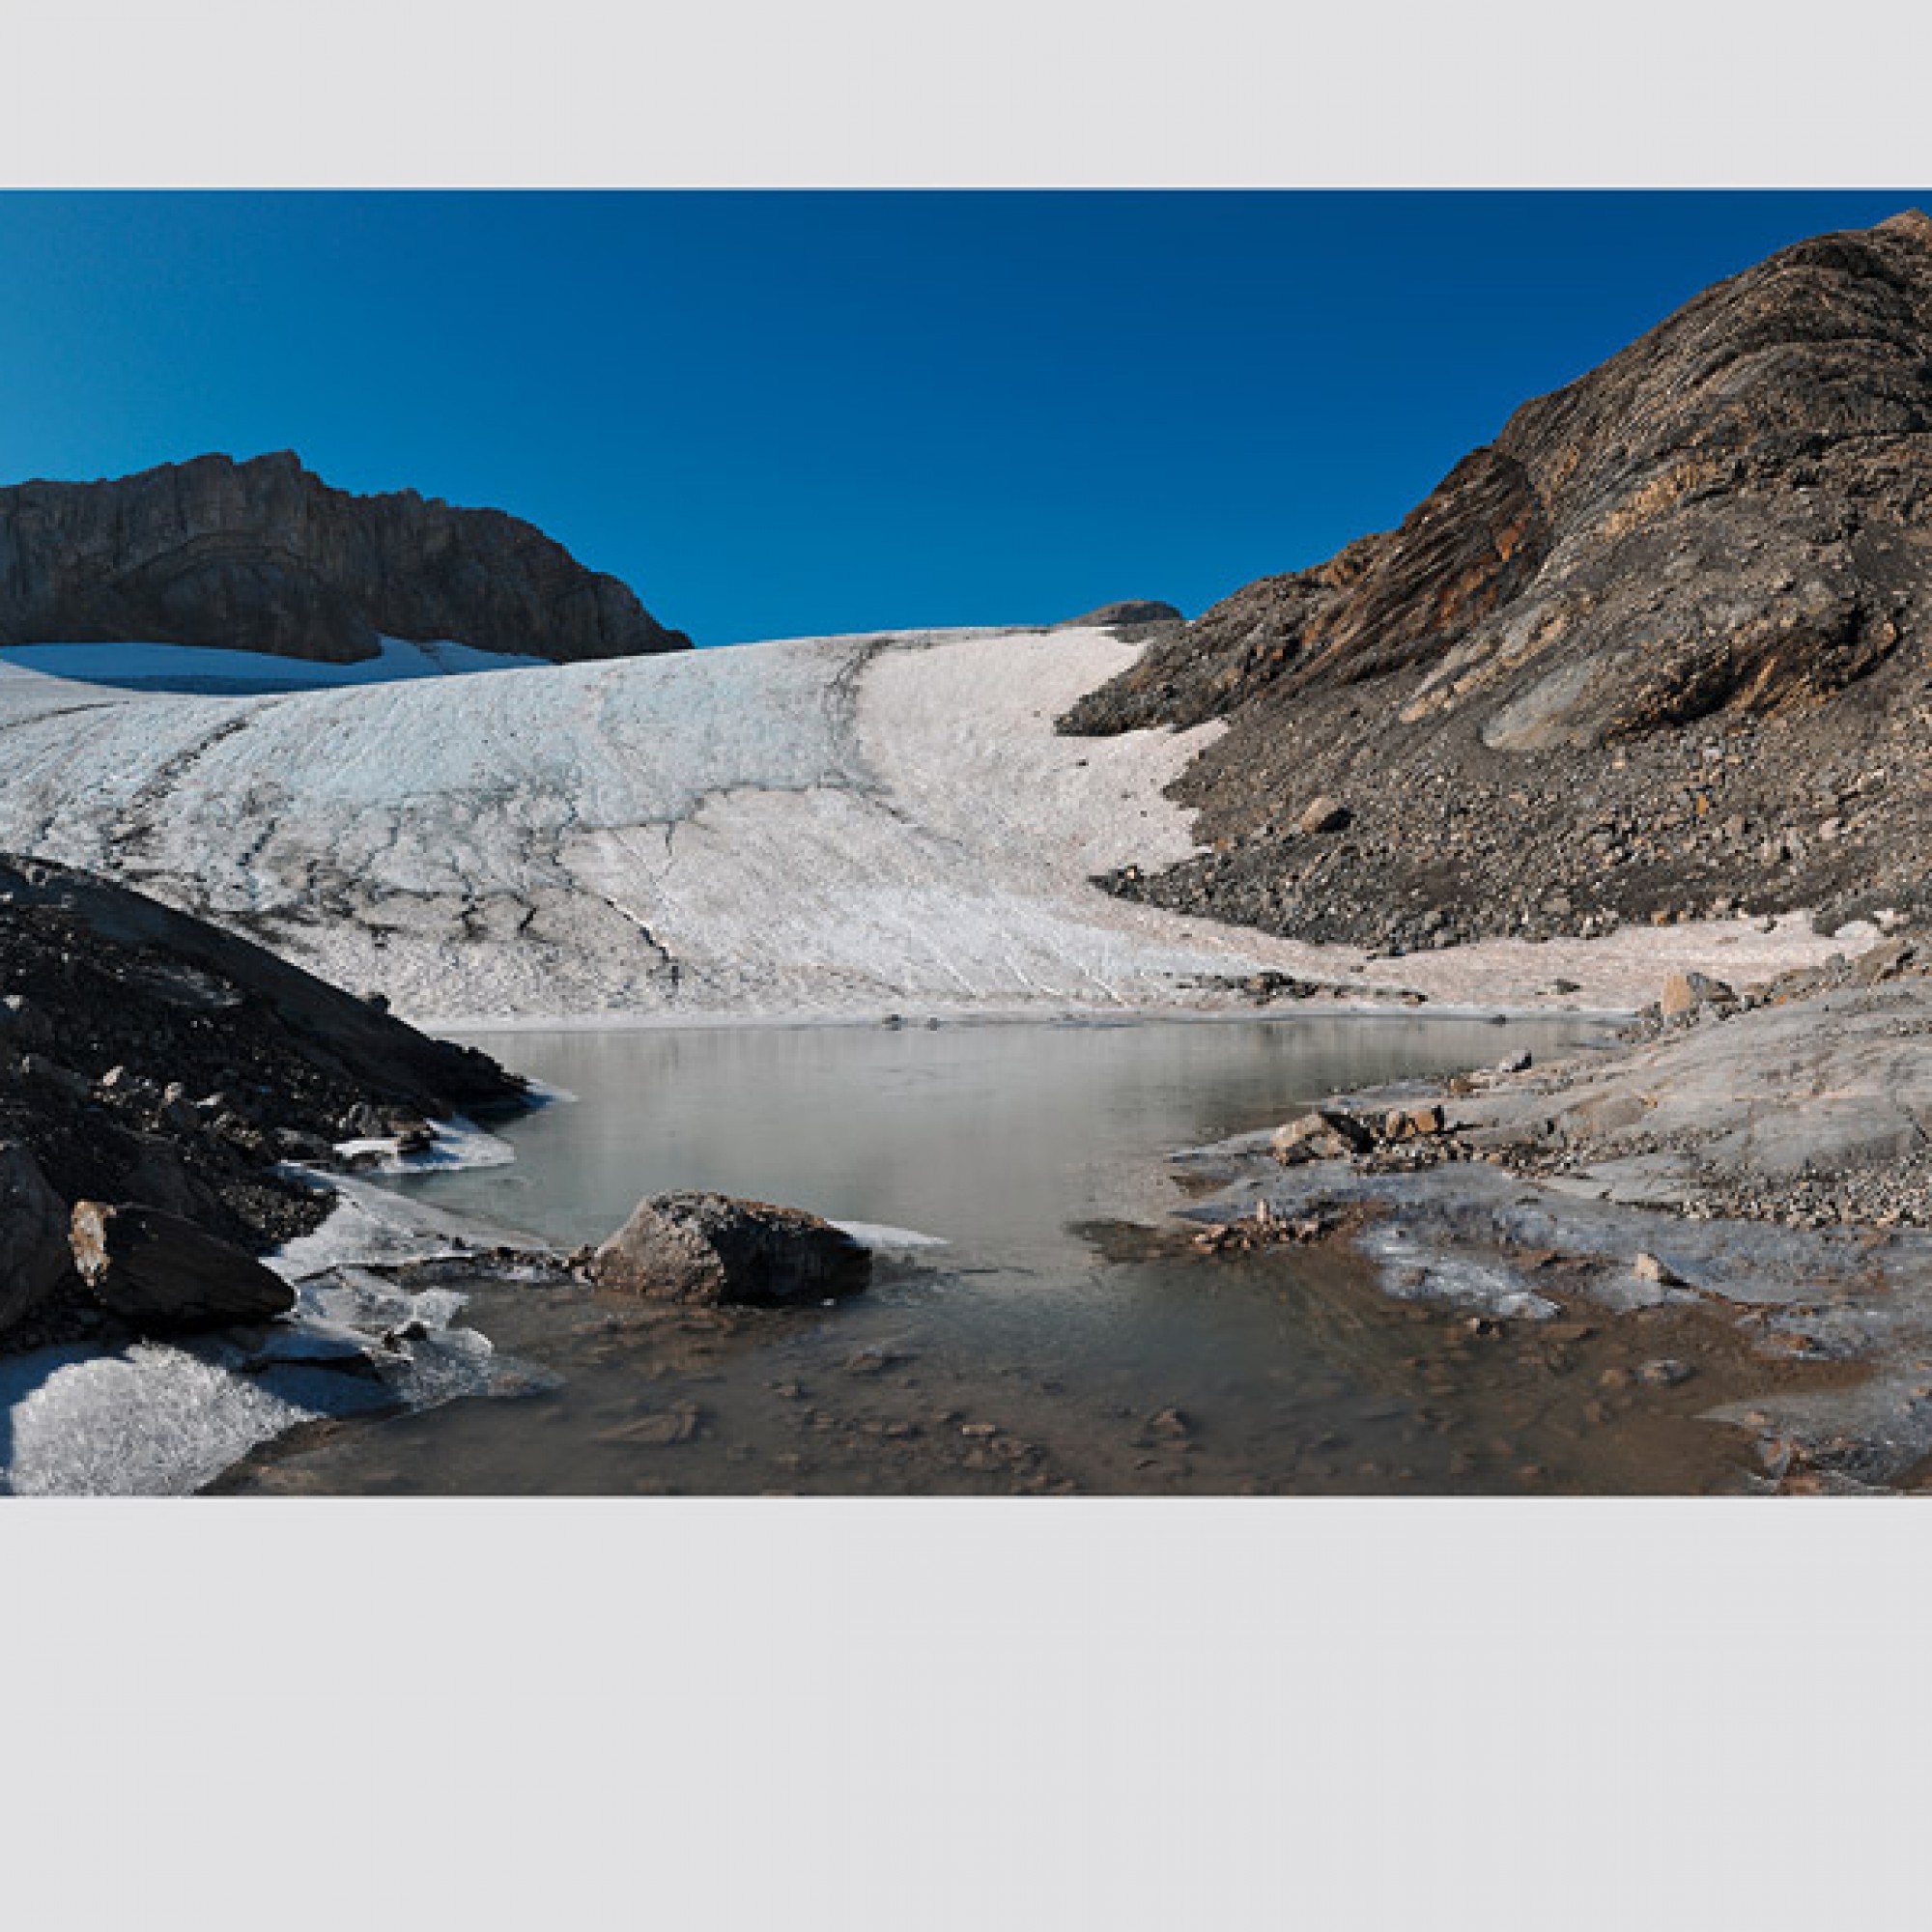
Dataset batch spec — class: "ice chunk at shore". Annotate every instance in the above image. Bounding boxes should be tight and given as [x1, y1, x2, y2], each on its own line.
[330, 1113, 517, 1176]
[831, 1220, 950, 1251]
[1358, 1225, 1560, 1321]
[269, 1171, 548, 1281]
[0, 1341, 390, 1497]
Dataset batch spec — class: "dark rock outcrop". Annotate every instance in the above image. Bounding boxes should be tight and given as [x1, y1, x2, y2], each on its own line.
[0, 451, 691, 664]
[0, 1142, 74, 1330]
[587, 1191, 872, 1305]
[70, 1202, 296, 1332]
[1063, 210, 1932, 947]
[0, 852, 527, 1343]
[1055, 600, 1184, 631]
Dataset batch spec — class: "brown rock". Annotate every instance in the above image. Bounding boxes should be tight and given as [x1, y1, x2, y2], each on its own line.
[596, 1404, 703, 1447]
[1660, 970, 1736, 1018]
[1636, 1357, 1695, 1387]
[1271, 1108, 1374, 1165]
[1296, 796, 1352, 836]
[69, 1201, 296, 1331]
[1852, 936, 1918, 986]
[1560, 1092, 1653, 1137]
[586, 1190, 871, 1305]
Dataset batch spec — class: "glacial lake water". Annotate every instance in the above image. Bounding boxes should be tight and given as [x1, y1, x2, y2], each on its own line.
[216, 1012, 1776, 1495]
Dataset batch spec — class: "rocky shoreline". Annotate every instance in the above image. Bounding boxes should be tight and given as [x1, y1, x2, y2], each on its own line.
[1172, 941, 1932, 1491]
[0, 852, 527, 1355]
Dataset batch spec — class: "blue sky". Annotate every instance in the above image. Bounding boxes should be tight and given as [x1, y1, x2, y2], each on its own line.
[0, 190, 1922, 645]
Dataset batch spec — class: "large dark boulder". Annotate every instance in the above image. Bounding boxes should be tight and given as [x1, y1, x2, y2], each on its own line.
[70, 1201, 296, 1331]
[587, 1191, 872, 1305]
[0, 450, 691, 665]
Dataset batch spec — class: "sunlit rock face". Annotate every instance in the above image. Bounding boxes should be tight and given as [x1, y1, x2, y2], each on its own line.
[1062, 212, 1932, 949]
[0, 450, 691, 664]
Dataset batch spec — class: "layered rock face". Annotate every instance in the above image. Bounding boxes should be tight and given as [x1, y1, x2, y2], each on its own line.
[1064, 211, 1932, 949]
[0, 451, 691, 664]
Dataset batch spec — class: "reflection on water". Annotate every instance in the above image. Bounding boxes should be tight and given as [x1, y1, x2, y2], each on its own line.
[216, 1012, 1780, 1498]
[388, 1014, 1594, 1266]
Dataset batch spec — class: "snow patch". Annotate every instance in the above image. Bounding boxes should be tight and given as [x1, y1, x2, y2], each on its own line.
[0, 635, 551, 694]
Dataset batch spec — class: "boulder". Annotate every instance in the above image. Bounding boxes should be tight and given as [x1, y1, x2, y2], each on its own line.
[0, 1141, 74, 1333]
[1853, 936, 1918, 986]
[1660, 970, 1736, 1018]
[69, 1202, 296, 1331]
[1296, 796, 1352, 836]
[586, 1191, 872, 1305]
[1270, 1109, 1374, 1165]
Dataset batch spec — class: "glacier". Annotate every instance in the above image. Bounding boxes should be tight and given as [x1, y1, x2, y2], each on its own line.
[0, 624, 1851, 1023]
[0, 624, 1351, 1021]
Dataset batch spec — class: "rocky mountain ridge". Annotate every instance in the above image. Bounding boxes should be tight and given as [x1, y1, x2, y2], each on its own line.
[1063, 210, 1932, 952]
[0, 451, 691, 664]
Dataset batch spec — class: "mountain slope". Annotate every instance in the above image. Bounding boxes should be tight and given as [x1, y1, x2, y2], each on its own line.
[0, 451, 691, 664]
[1062, 210, 1932, 951]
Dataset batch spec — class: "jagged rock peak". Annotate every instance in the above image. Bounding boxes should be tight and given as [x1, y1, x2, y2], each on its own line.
[0, 451, 692, 664]
[1876, 207, 1932, 242]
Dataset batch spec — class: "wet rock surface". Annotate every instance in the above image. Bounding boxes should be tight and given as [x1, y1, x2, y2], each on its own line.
[1063, 211, 1932, 952]
[0, 450, 691, 665]
[1429, 944, 1932, 1230]
[0, 852, 526, 1346]
[1172, 943, 1932, 1490]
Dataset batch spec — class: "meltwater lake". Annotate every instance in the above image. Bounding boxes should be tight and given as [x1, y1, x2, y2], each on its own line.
[214, 1010, 1775, 1496]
